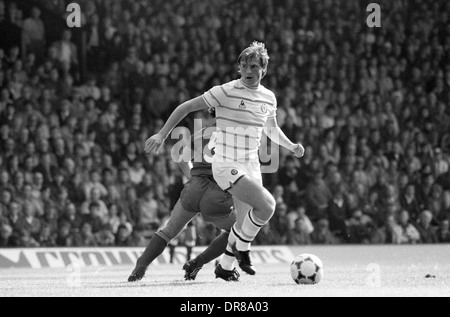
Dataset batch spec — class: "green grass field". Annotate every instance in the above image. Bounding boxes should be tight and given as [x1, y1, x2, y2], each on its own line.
[0, 245, 449, 297]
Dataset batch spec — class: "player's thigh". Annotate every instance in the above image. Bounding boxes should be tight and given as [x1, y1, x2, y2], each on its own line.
[227, 175, 275, 213]
[179, 176, 208, 213]
[199, 181, 234, 223]
[159, 199, 198, 241]
[205, 212, 237, 232]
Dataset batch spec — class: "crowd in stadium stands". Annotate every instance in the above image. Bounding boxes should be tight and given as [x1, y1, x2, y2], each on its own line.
[0, 0, 449, 249]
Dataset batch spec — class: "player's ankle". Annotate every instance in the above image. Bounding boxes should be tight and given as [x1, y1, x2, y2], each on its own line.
[235, 240, 250, 252]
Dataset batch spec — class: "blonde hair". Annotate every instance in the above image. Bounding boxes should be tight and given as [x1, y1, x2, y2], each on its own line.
[237, 41, 270, 76]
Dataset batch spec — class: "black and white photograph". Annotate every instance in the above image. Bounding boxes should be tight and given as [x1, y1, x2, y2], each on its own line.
[0, 0, 449, 300]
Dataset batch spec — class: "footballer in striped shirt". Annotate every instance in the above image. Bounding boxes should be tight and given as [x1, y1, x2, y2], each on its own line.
[145, 41, 304, 281]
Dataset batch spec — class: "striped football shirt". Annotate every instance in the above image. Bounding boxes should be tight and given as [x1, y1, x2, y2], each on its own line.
[202, 79, 277, 163]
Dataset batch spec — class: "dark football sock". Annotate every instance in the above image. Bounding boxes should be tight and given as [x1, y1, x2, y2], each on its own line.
[136, 234, 168, 268]
[186, 246, 192, 261]
[169, 244, 176, 263]
[196, 231, 229, 266]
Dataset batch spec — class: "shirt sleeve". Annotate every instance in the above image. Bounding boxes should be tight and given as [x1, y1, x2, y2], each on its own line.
[202, 85, 222, 110]
[268, 92, 277, 118]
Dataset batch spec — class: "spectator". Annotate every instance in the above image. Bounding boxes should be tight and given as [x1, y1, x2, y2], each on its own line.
[80, 186, 109, 219]
[397, 210, 421, 244]
[129, 159, 146, 185]
[426, 183, 447, 222]
[399, 183, 423, 222]
[311, 218, 338, 244]
[16, 183, 42, 217]
[52, 29, 79, 77]
[60, 202, 82, 230]
[86, 14, 104, 72]
[115, 224, 133, 246]
[74, 222, 97, 247]
[38, 225, 56, 247]
[305, 169, 332, 221]
[384, 211, 416, 244]
[56, 221, 75, 247]
[326, 186, 351, 242]
[6, 200, 21, 232]
[437, 219, 450, 243]
[101, 167, 120, 205]
[17, 228, 40, 247]
[0, 223, 13, 247]
[288, 212, 314, 245]
[272, 185, 285, 205]
[268, 203, 288, 241]
[0, 186, 12, 211]
[431, 147, 449, 178]
[82, 168, 108, 201]
[417, 173, 436, 208]
[41, 203, 59, 235]
[116, 167, 132, 199]
[416, 210, 438, 244]
[254, 222, 283, 245]
[118, 186, 140, 226]
[153, 182, 171, 220]
[22, 6, 46, 62]
[135, 186, 159, 232]
[16, 201, 41, 240]
[53, 186, 71, 215]
[94, 223, 115, 246]
[12, 171, 25, 195]
[346, 209, 373, 244]
[34, 152, 57, 185]
[117, 211, 133, 235]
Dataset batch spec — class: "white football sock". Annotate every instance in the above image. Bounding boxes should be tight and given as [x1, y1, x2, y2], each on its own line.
[235, 210, 267, 251]
[219, 224, 239, 270]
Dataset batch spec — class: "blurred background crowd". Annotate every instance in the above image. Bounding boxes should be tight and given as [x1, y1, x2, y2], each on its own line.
[0, 0, 449, 249]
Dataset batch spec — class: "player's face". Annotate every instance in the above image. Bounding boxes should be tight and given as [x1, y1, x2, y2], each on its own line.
[239, 57, 264, 88]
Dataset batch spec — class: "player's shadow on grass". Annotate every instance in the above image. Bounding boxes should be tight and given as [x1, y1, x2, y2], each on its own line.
[90, 280, 211, 289]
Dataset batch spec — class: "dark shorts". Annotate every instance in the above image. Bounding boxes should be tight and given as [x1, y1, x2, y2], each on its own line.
[180, 175, 234, 221]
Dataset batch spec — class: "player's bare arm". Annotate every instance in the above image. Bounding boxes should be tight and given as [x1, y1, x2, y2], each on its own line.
[145, 96, 209, 154]
[263, 117, 305, 158]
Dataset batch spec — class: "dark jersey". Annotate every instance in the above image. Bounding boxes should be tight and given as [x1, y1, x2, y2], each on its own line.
[190, 124, 216, 177]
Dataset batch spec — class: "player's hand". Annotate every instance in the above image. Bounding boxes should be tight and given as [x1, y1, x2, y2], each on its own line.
[144, 133, 165, 154]
[291, 143, 305, 158]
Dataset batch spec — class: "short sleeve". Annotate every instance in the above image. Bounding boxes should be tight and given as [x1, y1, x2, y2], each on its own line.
[267, 93, 277, 118]
[202, 85, 222, 110]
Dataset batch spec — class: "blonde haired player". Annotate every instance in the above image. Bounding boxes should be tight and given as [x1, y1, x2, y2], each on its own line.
[145, 41, 304, 281]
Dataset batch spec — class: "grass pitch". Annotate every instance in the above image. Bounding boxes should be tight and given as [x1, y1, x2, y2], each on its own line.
[0, 245, 449, 297]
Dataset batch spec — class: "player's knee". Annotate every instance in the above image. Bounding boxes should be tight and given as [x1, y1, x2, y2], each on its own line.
[257, 194, 276, 220]
[266, 195, 276, 218]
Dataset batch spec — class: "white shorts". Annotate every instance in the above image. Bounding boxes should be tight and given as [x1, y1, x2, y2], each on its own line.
[212, 162, 262, 191]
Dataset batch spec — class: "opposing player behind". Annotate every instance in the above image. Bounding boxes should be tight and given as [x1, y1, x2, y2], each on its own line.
[128, 112, 240, 282]
[145, 41, 304, 279]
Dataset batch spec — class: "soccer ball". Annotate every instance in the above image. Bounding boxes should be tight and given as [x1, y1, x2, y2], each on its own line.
[290, 253, 324, 285]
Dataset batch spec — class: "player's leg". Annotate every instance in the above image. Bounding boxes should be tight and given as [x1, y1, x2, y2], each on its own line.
[219, 198, 248, 271]
[168, 240, 177, 264]
[128, 200, 197, 282]
[224, 176, 276, 274]
[183, 230, 231, 280]
[184, 182, 240, 281]
[228, 176, 275, 246]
